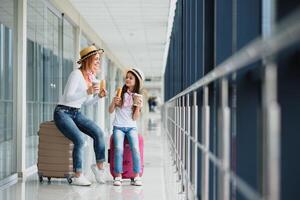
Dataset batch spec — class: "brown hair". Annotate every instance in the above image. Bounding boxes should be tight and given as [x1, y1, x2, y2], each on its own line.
[120, 71, 141, 115]
[79, 53, 99, 71]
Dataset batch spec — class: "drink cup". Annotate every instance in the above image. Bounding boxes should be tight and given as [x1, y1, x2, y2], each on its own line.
[133, 93, 143, 106]
[92, 80, 100, 93]
[92, 80, 99, 86]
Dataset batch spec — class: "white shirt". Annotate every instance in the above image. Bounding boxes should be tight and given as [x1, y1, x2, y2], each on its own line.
[58, 69, 100, 108]
[113, 92, 137, 128]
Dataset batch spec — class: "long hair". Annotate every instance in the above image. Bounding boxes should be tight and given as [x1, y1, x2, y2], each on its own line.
[79, 53, 99, 71]
[120, 71, 141, 115]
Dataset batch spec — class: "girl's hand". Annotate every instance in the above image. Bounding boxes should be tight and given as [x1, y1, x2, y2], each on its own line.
[135, 98, 143, 108]
[113, 97, 121, 106]
[98, 89, 107, 98]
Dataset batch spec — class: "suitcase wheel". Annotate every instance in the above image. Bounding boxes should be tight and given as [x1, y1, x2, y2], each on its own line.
[39, 175, 43, 183]
[67, 177, 72, 184]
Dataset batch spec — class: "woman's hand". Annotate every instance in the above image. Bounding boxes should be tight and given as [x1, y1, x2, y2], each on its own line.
[113, 97, 122, 106]
[87, 86, 94, 95]
[98, 89, 107, 98]
[87, 84, 100, 95]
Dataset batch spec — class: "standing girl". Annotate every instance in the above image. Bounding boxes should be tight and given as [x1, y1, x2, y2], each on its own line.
[109, 68, 144, 186]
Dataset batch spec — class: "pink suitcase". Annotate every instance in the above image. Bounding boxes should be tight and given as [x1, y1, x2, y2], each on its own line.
[108, 134, 144, 179]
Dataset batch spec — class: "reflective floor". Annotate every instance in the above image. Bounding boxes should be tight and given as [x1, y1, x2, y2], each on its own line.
[0, 112, 168, 200]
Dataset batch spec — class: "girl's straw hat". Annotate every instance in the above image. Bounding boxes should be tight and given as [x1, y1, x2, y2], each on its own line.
[126, 68, 145, 89]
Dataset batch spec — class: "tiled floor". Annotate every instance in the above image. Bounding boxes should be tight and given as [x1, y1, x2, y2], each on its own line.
[0, 112, 168, 200]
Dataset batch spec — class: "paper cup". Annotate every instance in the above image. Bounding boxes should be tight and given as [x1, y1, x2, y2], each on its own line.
[133, 93, 143, 106]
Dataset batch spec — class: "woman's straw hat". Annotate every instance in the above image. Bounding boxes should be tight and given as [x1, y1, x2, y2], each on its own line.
[77, 45, 104, 64]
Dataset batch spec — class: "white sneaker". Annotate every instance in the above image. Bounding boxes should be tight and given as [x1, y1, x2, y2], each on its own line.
[91, 164, 106, 184]
[131, 176, 142, 186]
[71, 174, 91, 186]
[113, 177, 122, 186]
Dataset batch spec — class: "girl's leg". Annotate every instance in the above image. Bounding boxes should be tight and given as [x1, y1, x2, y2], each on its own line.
[126, 128, 141, 176]
[75, 112, 105, 169]
[54, 109, 85, 177]
[113, 127, 125, 177]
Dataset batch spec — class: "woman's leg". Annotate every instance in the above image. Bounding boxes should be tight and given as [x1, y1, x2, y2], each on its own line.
[54, 109, 85, 176]
[113, 127, 125, 176]
[126, 128, 141, 176]
[74, 112, 105, 168]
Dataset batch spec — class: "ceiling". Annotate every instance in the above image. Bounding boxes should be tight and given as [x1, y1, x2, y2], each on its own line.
[69, 0, 170, 78]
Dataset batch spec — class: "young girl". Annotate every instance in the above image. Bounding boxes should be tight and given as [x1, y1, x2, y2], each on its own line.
[109, 68, 144, 186]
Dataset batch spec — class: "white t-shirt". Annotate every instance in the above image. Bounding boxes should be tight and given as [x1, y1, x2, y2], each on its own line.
[112, 92, 137, 128]
[58, 69, 100, 108]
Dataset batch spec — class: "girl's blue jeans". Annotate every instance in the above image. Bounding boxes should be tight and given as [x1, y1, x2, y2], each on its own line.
[113, 126, 141, 174]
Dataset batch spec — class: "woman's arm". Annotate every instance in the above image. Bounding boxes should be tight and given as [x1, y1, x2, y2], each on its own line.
[83, 94, 100, 106]
[64, 70, 88, 102]
[83, 88, 107, 106]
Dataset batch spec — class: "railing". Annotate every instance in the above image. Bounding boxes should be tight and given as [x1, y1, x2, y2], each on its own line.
[162, 9, 300, 200]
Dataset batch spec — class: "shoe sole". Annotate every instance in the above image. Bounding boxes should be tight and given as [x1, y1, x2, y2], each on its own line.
[131, 182, 142, 186]
[71, 183, 92, 186]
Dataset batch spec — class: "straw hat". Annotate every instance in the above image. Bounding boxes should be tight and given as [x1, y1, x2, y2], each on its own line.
[77, 45, 104, 64]
[126, 68, 145, 89]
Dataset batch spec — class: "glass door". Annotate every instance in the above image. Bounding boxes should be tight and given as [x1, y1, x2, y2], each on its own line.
[26, 1, 62, 167]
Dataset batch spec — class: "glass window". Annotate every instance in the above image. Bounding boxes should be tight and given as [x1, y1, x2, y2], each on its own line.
[62, 17, 75, 88]
[26, 1, 75, 168]
[0, 0, 16, 182]
[80, 33, 90, 49]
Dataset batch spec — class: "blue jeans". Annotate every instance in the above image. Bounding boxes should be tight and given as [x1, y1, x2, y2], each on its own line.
[53, 105, 105, 173]
[113, 126, 141, 174]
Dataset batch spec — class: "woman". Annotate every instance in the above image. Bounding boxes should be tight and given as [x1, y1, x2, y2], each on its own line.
[53, 45, 107, 186]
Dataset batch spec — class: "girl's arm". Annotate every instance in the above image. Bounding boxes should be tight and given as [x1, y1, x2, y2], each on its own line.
[109, 100, 116, 113]
[109, 97, 121, 113]
[132, 107, 141, 121]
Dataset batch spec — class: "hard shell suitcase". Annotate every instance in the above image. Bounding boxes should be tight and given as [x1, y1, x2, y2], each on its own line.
[37, 121, 74, 183]
[108, 134, 144, 179]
